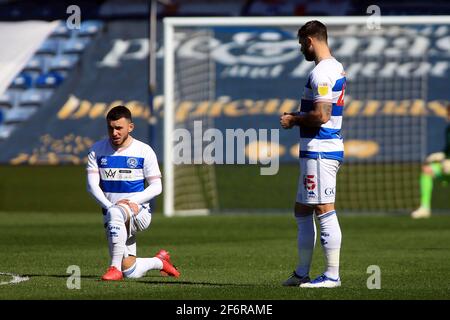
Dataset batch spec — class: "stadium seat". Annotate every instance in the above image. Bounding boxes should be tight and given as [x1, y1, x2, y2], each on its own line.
[2, 107, 38, 124]
[35, 71, 65, 88]
[50, 21, 71, 39]
[61, 38, 89, 55]
[36, 39, 59, 56]
[10, 73, 34, 90]
[23, 56, 47, 75]
[0, 107, 8, 124]
[47, 55, 78, 73]
[78, 20, 103, 37]
[0, 124, 16, 140]
[0, 90, 16, 109]
[19, 89, 49, 108]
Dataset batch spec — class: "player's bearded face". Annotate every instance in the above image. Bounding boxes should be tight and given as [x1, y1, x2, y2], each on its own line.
[300, 38, 315, 61]
[107, 118, 133, 147]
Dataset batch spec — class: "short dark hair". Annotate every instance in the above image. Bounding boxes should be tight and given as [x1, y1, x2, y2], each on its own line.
[106, 105, 132, 122]
[297, 20, 328, 43]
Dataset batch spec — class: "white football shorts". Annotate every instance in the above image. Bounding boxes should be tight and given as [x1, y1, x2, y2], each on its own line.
[296, 157, 341, 205]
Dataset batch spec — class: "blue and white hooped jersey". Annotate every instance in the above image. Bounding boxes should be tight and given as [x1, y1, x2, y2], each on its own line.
[299, 57, 346, 161]
[86, 137, 161, 205]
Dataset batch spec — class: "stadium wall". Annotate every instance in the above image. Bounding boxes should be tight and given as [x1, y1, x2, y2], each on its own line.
[0, 20, 449, 213]
[0, 20, 449, 165]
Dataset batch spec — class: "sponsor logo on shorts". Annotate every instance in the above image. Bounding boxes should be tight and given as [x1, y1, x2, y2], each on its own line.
[307, 190, 316, 198]
[325, 187, 336, 196]
[304, 175, 316, 190]
[304, 175, 316, 198]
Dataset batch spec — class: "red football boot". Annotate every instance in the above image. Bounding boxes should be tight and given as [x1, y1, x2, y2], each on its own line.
[161, 259, 180, 278]
[155, 249, 180, 278]
[155, 249, 171, 276]
[155, 249, 172, 263]
[101, 266, 123, 281]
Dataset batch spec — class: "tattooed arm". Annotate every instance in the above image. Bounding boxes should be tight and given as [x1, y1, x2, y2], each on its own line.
[280, 102, 332, 129]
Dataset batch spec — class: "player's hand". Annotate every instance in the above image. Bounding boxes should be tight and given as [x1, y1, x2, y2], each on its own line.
[280, 112, 295, 129]
[116, 199, 139, 215]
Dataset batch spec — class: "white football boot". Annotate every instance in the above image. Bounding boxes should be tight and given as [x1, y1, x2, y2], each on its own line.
[300, 274, 341, 288]
[411, 207, 431, 219]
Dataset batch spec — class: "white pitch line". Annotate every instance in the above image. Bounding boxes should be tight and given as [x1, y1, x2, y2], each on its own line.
[0, 272, 30, 285]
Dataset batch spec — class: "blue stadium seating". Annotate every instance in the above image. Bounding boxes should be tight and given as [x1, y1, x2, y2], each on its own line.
[0, 90, 17, 109]
[36, 39, 59, 56]
[0, 19, 103, 138]
[77, 20, 103, 37]
[50, 21, 71, 39]
[23, 56, 47, 75]
[3, 107, 38, 124]
[61, 38, 89, 55]
[10, 73, 34, 90]
[0, 124, 16, 140]
[19, 89, 49, 108]
[47, 55, 78, 73]
[35, 71, 65, 89]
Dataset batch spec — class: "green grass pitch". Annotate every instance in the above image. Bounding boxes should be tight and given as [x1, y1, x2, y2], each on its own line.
[1, 212, 449, 300]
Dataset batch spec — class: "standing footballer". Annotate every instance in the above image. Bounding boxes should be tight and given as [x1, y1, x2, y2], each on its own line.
[87, 105, 180, 281]
[280, 21, 346, 288]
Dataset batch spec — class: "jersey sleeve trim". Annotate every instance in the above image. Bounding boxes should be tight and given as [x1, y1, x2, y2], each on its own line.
[145, 175, 162, 180]
[313, 98, 333, 103]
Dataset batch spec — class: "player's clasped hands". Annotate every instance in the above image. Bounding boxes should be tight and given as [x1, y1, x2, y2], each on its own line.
[116, 199, 139, 215]
[280, 112, 295, 129]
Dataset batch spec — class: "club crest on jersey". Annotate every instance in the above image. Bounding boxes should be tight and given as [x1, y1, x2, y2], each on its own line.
[100, 157, 107, 166]
[127, 157, 138, 168]
[317, 83, 329, 96]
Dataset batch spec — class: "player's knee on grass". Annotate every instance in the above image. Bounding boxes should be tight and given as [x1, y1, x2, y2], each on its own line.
[122, 256, 136, 270]
[295, 202, 314, 217]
